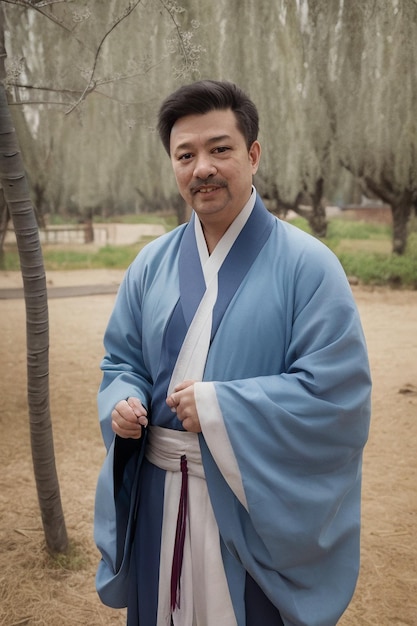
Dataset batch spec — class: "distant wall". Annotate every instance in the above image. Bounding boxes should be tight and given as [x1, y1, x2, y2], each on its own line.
[342, 206, 392, 224]
[5, 223, 166, 247]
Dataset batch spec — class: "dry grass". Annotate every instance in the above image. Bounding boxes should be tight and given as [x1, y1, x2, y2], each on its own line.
[0, 274, 416, 625]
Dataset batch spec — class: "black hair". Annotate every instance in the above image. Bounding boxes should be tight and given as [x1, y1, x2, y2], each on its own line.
[157, 80, 259, 154]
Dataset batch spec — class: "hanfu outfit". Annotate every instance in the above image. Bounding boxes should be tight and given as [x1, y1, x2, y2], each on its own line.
[94, 190, 371, 626]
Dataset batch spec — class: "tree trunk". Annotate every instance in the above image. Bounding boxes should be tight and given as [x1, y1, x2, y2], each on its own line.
[307, 177, 328, 238]
[391, 192, 413, 255]
[364, 176, 412, 255]
[0, 187, 9, 256]
[0, 37, 68, 553]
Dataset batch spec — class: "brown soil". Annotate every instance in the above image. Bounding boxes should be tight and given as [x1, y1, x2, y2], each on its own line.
[1, 271, 416, 626]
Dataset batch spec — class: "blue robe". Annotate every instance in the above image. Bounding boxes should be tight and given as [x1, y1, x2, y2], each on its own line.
[94, 195, 371, 626]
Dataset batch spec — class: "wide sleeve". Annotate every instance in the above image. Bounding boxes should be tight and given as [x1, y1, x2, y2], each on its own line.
[197, 240, 372, 624]
[98, 264, 153, 450]
[95, 262, 152, 608]
[214, 303, 370, 553]
[218, 268, 369, 540]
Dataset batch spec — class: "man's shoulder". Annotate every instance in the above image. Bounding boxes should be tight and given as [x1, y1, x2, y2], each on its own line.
[266, 217, 349, 291]
[270, 216, 334, 258]
[132, 222, 187, 264]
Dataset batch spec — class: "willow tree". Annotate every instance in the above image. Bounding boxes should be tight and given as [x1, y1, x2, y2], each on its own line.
[232, 0, 333, 237]
[329, 0, 417, 254]
[181, 0, 341, 237]
[186, 0, 417, 246]
[6, 0, 416, 250]
[249, 0, 417, 244]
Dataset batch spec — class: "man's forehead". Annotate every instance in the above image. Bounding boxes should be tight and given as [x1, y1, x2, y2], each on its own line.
[170, 109, 240, 148]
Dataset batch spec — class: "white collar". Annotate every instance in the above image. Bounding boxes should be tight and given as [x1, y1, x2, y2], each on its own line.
[194, 186, 257, 285]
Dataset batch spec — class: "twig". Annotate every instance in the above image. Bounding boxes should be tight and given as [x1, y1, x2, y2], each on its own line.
[14, 527, 43, 537]
[65, 0, 143, 114]
[158, 0, 189, 68]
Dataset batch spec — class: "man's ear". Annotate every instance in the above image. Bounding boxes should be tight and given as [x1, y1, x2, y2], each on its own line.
[249, 140, 261, 174]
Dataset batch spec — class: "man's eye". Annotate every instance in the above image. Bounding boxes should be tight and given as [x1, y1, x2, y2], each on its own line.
[179, 153, 193, 161]
[213, 146, 229, 154]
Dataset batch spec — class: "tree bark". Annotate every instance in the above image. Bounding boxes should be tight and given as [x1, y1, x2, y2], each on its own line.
[260, 177, 328, 238]
[391, 193, 413, 255]
[0, 30, 68, 553]
[0, 187, 9, 254]
[364, 176, 412, 255]
[307, 177, 328, 238]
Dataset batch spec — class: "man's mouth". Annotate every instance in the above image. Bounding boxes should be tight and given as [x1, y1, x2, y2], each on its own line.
[197, 186, 218, 194]
[191, 181, 226, 195]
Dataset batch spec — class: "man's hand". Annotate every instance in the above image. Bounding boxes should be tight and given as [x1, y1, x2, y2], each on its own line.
[166, 380, 201, 433]
[111, 397, 148, 439]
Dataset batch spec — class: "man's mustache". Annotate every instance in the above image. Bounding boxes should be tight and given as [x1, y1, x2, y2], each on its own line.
[190, 178, 228, 193]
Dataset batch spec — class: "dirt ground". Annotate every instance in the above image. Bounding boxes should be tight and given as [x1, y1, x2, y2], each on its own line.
[0, 269, 416, 626]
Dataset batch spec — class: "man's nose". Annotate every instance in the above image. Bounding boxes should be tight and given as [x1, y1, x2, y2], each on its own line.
[193, 153, 217, 179]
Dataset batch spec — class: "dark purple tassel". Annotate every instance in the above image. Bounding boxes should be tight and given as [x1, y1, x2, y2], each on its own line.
[170, 454, 188, 612]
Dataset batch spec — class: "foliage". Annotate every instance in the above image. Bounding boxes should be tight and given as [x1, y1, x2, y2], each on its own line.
[2, 0, 203, 219]
[337, 245, 417, 289]
[2, 217, 417, 288]
[326, 220, 392, 241]
[3, 0, 417, 253]
[47, 212, 178, 229]
[291, 217, 391, 240]
[92, 213, 178, 230]
[290, 217, 417, 288]
[1, 244, 142, 270]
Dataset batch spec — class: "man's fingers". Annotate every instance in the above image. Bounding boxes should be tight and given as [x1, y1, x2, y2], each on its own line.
[111, 398, 148, 438]
[112, 421, 144, 439]
[127, 397, 148, 418]
[166, 392, 178, 411]
[167, 381, 195, 409]
[111, 410, 144, 439]
[174, 380, 195, 392]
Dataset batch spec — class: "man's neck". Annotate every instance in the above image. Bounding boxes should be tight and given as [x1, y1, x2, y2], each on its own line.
[201, 222, 230, 255]
[199, 187, 256, 254]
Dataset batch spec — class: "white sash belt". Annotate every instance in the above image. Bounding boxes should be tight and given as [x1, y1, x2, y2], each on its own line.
[146, 425, 204, 478]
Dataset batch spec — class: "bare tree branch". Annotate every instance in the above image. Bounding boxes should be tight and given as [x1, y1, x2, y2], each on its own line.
[5, 0, 199, 112]
[7, 51, 166, 107]
[1, 0, 76, 34]
[1, 0, 96, 60]
[8, 98, 72, 105]
[26, 0, 69, 6]
[64, 0, 143, 114]
[158, 0, 190, 71]
[8, 82, 83, 94]
[360, 176, 396, 207]
[1, 0, 72, 7]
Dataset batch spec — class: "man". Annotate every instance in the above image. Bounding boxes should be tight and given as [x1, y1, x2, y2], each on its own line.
[94, 80, 372, 626]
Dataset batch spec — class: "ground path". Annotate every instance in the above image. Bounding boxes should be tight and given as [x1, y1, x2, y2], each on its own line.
[0, 271, 416, 625]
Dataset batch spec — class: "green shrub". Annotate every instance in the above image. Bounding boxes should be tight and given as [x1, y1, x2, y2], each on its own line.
[338, 251, 417, 288]
[2, 217, 417, 288]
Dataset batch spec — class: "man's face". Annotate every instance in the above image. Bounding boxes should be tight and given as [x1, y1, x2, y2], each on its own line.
[169, 109, 261, 230]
